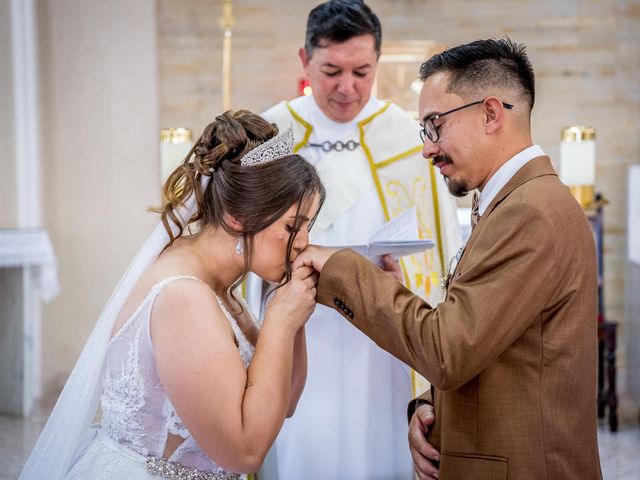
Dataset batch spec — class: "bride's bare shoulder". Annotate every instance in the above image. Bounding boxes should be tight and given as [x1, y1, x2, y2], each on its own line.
[150, 277, 235, 345]
[153, 277, 217, 317]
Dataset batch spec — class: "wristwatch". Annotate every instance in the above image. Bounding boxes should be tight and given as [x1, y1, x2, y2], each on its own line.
[406, 398, 432, 424]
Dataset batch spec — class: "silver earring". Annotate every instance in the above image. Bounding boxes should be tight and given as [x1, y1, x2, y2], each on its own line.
[235, 238, 243, 255]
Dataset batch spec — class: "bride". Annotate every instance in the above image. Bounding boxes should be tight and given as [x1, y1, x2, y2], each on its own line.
[20, 110, 325, 479]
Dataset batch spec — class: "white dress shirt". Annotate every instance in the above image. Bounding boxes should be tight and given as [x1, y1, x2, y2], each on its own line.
[478, 144, 546, 215]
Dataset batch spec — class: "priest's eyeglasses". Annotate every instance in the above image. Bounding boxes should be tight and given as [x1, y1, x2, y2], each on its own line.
[419, 99, 514, 144]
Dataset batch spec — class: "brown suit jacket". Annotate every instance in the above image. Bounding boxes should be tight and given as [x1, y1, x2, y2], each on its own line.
[317, 156, 602, 479]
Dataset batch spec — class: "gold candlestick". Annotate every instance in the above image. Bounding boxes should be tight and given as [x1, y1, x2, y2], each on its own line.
[160, 128, 193, 185]
[560, 126, 597, 209]
[219, 0, 235, 111]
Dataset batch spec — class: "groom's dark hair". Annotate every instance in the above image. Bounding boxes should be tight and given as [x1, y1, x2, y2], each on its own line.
[419, 38, 536, 110]
[305, 0, 382, 58]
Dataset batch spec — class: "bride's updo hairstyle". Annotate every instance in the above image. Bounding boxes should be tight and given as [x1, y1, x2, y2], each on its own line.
[160, 110, 325, 295]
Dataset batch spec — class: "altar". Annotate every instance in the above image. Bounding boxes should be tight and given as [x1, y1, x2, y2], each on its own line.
[0, 229, 59, 416]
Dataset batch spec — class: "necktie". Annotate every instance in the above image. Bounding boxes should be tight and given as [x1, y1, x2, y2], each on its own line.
[471, 191, 480, 229]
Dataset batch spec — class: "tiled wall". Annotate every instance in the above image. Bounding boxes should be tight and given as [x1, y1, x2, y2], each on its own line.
[158, 0, 640, 357]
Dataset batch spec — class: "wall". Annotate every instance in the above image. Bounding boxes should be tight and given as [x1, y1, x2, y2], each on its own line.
[157, 0, 640, 369]
[38, 0, 160, 394]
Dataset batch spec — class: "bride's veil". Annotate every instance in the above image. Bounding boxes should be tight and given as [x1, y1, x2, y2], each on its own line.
[21, 123, 295, 479]
[19, 182, 203, 479]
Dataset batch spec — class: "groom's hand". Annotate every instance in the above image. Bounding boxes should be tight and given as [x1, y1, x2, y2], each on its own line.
[293, 245, 337, 274]
[409, 404, 440, 480]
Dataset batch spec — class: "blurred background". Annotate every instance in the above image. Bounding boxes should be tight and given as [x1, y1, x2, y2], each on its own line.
[1, 0, 638, 478]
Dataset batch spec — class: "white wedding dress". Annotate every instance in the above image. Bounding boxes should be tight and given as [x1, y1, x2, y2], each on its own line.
[65, 275, 255, 480]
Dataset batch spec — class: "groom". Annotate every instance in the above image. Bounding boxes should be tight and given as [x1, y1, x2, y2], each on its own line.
[295, 38, 602, 479]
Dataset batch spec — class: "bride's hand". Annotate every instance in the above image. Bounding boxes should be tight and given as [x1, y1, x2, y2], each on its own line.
[265, 266, 317, 334]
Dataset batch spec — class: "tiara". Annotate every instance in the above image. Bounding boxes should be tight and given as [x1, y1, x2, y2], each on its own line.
[240, 124, 295, 167]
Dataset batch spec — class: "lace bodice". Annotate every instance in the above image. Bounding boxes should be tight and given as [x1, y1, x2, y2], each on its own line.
[99, 276, 256, 473]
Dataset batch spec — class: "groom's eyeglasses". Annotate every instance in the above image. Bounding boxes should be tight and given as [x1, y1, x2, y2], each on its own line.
[419, 99, 514, 144]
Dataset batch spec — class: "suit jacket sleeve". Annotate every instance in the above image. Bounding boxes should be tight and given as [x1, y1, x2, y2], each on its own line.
[316, 200, 561, 391]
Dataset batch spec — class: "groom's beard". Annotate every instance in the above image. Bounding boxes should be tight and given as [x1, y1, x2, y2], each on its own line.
[433, 154, 471, 198]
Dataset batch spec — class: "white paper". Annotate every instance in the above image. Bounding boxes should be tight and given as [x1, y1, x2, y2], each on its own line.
[328, 207, 435, 260]
[629, 165, 640, 266]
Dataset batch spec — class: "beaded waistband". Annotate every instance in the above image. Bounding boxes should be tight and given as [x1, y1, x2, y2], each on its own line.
[145, 457, 241, 480]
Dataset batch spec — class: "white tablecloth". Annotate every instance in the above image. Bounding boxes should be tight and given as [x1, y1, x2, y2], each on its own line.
[0, 228, 60, 302]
